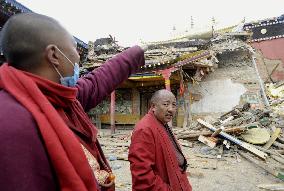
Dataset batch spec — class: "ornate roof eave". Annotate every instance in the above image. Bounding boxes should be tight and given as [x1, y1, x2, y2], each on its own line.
[140, 50, 212, 72]
[244, 15, 284, 43]
[247, 35, 284, 43]
[0, 0, 32, 16]
[74, 36, 88, 51]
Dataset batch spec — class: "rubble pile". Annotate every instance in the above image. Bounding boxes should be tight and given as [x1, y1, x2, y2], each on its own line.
[209, 34, 252, 68]
[267, 82, 284, 117]
[97, 102, 284, 190]
[173, 102, 284, 181]
[210, 34, 249, 53]
[143, 38, 207, 67]
[83, 32, 284, 189]
[81, 35, 218, 76]
[175, 103, 279, 140]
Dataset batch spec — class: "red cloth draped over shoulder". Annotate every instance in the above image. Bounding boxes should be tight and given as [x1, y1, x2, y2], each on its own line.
[0, 64, 99, 191]
[129, 111, 192, 191]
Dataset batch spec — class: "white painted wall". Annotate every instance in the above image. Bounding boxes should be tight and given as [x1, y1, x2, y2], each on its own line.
[191, 79, 246, 113]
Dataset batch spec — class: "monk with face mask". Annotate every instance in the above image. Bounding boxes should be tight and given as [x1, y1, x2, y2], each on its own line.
[0, 13, 146, 191]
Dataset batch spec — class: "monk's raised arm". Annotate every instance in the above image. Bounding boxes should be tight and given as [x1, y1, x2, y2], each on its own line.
[76, 46, 145, 111]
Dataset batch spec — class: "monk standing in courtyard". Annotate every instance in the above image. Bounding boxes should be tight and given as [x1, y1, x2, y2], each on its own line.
[129, 89, 192, 191]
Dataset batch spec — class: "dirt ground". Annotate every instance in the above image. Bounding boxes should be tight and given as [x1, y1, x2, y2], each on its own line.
[98, 130, 283, 191]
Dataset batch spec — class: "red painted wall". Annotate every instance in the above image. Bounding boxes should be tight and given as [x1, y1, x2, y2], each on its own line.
[251, 38, 284, 81]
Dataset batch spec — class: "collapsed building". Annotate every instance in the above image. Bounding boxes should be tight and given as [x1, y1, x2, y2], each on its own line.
[83, 27, 265, 129]
[83, 13, 284, 130]
[1, 0, 283, 132]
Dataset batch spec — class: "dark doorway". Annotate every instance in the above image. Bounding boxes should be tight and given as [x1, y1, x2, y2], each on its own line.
[140, 92, 153, 117]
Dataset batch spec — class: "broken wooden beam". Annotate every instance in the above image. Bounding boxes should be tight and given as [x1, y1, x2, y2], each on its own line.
[255, 145, 284, 160]
[116, 155, 128, 161]
[238, 151, 284, 181]
[198, 127, 222, 148]
[222, 116, 246, 127]
[264, 128, 281, 149]
[198, 135, 218, 148]
[211, 128, 222, 137]
[220, 116, 234, 124]
[257, 183, 284, 191]
[277, 136, 284, 144]
[277, 150, 284, 155]
[273, 141, 284, 150]
[197, 119, 267, 160]
[220, 108, 236, 119]
[271, 154, 284, 165]
[176, 126, 246, 140]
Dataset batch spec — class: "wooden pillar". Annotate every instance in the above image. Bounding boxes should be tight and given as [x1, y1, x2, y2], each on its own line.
[160, 68, 172, 91]
[156, 68, 177, 126]
[132, 88, 140, 115]
[183, 82, 192, 128]
[110, 91, 116, 134]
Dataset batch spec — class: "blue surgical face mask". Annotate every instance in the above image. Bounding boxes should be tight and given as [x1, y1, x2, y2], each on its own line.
[53, 47, 80, 87]
[59, 63, 79, 87]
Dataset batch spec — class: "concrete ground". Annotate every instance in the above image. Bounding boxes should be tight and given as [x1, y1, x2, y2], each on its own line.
[98, 129, 283, 191]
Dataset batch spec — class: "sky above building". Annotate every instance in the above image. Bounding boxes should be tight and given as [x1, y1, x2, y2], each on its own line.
[17, 0, 284, 46]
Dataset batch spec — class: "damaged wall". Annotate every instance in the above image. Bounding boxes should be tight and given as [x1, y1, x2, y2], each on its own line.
[190, 49, 262, 115]
[252, 38, 284, 82]
[191, 79, 246, 113]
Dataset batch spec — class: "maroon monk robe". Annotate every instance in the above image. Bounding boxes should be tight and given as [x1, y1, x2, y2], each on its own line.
[128, 110, 192, 191]
[0, 46, 145, 191]
[73, 45, 145, 191]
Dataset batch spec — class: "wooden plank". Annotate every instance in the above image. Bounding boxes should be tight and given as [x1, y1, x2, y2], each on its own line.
[197, 119, 267, 160]
[198, 135, 217, 148]
[176, 126, 246, 139]
[278, 136, 284, 144]
[220, 116, 234, 124]
[211, 128, 222, 137]
[271, 155, 284, 165]
[116, 155, 128, 161]
[264, 128, 281, 149]
[255, 145, 284, 159]
[257, 183, 284, 191]
[238, 151, 284, 181]
[273, 141, 284, 150]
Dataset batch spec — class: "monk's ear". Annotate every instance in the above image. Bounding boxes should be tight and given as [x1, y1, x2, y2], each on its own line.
[150, 103, 156, 111]
[45, 44, 60, 67]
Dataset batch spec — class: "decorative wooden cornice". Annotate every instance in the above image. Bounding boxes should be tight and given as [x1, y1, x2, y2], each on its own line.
[244, 19, 284, 42]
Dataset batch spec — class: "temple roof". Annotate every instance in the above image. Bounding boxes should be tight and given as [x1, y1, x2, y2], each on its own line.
[2, 0, 32, 14]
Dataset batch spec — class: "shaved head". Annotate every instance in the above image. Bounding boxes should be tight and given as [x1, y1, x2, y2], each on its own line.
[0, 13, 73, 70]
[150, 89, 175, 105]
[150, 89, 177, 124]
